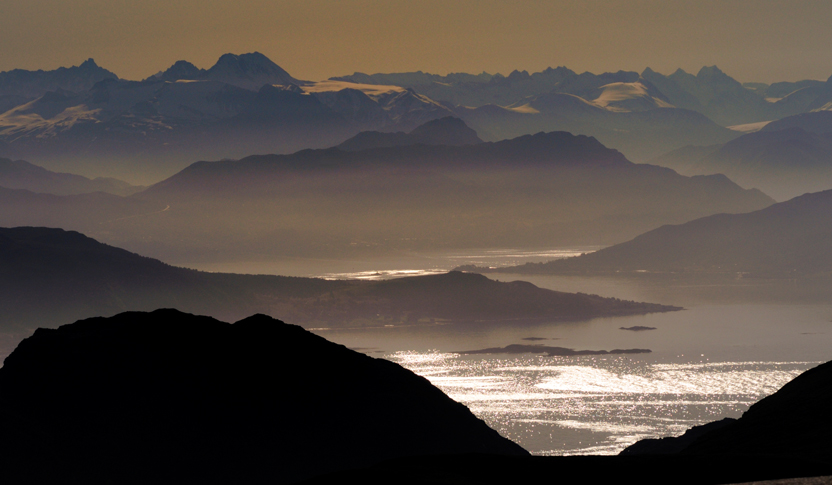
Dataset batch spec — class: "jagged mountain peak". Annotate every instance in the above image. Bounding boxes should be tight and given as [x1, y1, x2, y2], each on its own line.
[78, 58, 99, 69]
[154, 60, 204, 81]
[202, 52, 303, 90]
[209, 52, 289, 77]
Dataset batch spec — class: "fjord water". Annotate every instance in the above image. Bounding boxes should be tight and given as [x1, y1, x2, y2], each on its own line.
[186, 248, 832, 455]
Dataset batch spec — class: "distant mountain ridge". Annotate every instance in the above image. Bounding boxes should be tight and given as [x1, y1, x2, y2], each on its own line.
[0, 158, 143, 196]
[461, 189, 832, 277]
[337, 116, 483, 151]
[0, 58, 117, 99]
[3, 56, 832, 180]
[148, 52, 305, 89]
[337, 64, 832, 127]
[651, 111, 832, 201]
[117, 129, 773, 261]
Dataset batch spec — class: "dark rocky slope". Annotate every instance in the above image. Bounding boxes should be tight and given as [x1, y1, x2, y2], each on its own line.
[0, 309, 526, 484]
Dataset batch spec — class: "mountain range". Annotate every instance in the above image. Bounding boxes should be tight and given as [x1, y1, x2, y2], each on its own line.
[4, 55, 832, 182]
[0, 53, 454, 182]
[114, 127, 771, 261]
[458, 189, 832, 277]
[651, 111, 832, 201]
[0, 158, 142, 196]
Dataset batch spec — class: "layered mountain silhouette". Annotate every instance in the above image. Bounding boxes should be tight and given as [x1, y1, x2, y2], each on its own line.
[460, 189, 832, 277]
[6, 58, 832, 180]
[337, 116, 483, 150]
[0, 158, 142, 196]
[0, 227, 679, 335]
[0, 309, 527, 484]
[652, 126, 832, 201]
[340, 65, 832, 128]
[0, 54, 454, 181]
[109, 128, 772, 261]
[148, 52, 304, 89]
[0, 58, 117, 99]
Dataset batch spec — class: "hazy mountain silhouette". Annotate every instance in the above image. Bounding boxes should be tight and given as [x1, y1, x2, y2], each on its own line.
[0, 56, 454, 181]
[339, 65, 832, 154]
[650, 125, 832, 201]
[0, 309, 527, 484]
[762, 110, 832, 134]
[149, 52, 305, 89]
[0, 186, 167, 234]
[0, 227, 679, 334]
[121, 130, 772, 261]
[3, 59, 832, 180]
[0, 58, 117, 99]
[452, 95, 738, 161]
[337, 116, 482, 150]
[621, 359, 832, 465]
[0, 158, 143, 196]
[336, 68, 669, 112]
[464, 189, 832, 277]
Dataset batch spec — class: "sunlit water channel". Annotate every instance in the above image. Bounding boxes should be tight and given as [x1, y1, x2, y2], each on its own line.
[184, 248, 832, 454]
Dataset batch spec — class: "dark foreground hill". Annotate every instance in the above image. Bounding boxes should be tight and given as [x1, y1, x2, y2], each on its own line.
[0, 309, 527, 484]
[459, 189, 832, 277]
[0, 227, 679, 333]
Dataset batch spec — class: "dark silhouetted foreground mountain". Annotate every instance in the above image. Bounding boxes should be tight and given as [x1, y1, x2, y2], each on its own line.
[0, 158, 143, 196]
[622, 359, 832, 464]
[0, 227, 679, 333]
[459, 189, 832, 277]
[337, 116, 483, 151]
[0, 309, 527, 484]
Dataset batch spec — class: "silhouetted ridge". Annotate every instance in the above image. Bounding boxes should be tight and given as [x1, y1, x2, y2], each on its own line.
[0, 58, 118, 98]
[153, 60, 204, 82]
[473, 188, 832, 276]
[0, 158, 142, 196]
[337, 116, 482, 151]
[0, 227, 679, 332]
[0, 309, 526, 483]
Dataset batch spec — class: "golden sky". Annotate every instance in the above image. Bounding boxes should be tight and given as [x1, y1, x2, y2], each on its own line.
[2, 0, 831, 83]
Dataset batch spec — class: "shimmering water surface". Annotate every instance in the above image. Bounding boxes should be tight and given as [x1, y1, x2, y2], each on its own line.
[186, 247, 832, 455]
[180, 247, 599, 280]
[386, 353, 811, 455]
